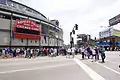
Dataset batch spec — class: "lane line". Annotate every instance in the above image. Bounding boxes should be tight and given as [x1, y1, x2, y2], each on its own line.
[74, 58, 105, 80]
[0, 63, 76, 74]
[96, 62, 120, 75]
[106, 60, 120, 65]
[0, 59, 72, 67]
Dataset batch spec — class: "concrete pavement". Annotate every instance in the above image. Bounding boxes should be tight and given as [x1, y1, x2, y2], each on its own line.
[0, 52, 120, 80]
[0, 56, 91, 80]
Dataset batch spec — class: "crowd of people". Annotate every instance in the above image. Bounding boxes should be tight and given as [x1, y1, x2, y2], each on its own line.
[0, 47, 61, 59]
[0, 46, 106, 63]
[65, 46, 106, 63]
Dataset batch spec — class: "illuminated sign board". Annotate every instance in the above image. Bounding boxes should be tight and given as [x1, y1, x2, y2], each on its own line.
[14, 19, 41, 39]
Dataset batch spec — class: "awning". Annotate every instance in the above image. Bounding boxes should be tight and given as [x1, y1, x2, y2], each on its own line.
[116, 42, 120, 46]
[94, 42, 110, 46]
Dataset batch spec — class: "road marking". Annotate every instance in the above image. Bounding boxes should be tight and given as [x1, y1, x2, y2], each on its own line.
[96, 62, 120, 75]
[0, 63, 75, 74]
[74, 58, 105, 80]
[0, 59, 72, 67]
[106, 60, 120, 65]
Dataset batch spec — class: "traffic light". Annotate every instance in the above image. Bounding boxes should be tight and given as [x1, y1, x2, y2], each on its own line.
[75, 24, 78, 30]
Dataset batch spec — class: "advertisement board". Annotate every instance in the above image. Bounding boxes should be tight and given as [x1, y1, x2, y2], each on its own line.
[99, 28, 112, 39]
[109, 14, 120, 26]
[14, 19, 41, 39]
[113, 29, 120, 37]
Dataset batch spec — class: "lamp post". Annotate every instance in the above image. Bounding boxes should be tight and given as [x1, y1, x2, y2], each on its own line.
[70, 24, 78, 48]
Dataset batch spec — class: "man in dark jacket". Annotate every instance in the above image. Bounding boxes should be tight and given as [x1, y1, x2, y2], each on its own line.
[99, 48, 106, 63]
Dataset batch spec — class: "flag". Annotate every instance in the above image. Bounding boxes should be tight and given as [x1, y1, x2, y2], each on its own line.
[0, 0, 7, 5]
[53, 26, 57, 31]
[44, 35, 46, 43]
[11, 27, 14, 40]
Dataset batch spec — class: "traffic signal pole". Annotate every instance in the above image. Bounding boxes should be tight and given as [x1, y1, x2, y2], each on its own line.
[70, 24, 78, 48]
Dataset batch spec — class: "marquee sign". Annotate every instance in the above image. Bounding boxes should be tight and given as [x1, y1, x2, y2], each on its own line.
[14, 19, 41, 39]
[14, 19, 40, 31]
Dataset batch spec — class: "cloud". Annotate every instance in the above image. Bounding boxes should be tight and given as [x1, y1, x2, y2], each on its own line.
[14, 0, 120, 44]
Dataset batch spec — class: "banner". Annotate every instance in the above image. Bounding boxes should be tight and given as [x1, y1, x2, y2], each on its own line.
[113, 29, 120, 37]
[44, 34, 47, 43]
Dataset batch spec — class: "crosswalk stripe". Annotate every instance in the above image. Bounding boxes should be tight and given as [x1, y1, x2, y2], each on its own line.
[96, 62, 120, 75]
[74, 58, 105, 80]
[0, 63, 76, 74]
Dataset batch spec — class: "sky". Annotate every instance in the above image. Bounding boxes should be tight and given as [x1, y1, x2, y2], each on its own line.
[14, 0, 120, 45]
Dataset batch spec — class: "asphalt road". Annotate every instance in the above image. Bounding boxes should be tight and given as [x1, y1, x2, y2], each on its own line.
[0, 51, 120, 80]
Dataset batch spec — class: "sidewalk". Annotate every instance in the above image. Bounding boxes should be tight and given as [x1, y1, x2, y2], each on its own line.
[0, 55, 67, 61]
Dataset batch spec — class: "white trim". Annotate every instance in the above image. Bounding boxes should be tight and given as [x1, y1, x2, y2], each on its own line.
[74, 58, 105, 80]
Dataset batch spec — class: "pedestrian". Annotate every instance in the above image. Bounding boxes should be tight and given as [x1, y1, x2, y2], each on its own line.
[46, 48, 49, 56]
[66, 47, 71, 58]
[91, 47, 96, 62]
[71, 47, 75, 58]
[0, 48, 2, 57]
[54, 48, 57, 57]
[16, 48, 20, 57]
[2, 48, 5, 58]
[86, 46, 91, 59]
[99, 48, 106, 63]
[29, 49, 33, 59]
[50, 48, 55, 57]
[81, 47, 85, 59]
[94, 46, 99, 61]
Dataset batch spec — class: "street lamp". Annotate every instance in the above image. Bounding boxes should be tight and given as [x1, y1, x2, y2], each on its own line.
[70, 24, 78, 48]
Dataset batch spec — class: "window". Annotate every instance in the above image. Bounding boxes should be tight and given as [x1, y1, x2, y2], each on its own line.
[51, 40, 53, 44]
[45, 40, 47, 44]
[21, 38, 23, 43]
[31, 40, 32, 43]
[42, 40, 44, 44]
[41, 24, 49, 34]
[35, 40, 37, 43]
[0, 13, 11, 20]
[12, 15, 21, 20]
[49, 40, 51, 44]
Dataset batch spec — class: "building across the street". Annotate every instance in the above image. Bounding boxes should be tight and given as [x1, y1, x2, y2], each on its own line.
[0, 0, 63, 48]
[96, 27, 120, 51]
[77, 34, 91, 47]
[95, 13, 120, 51]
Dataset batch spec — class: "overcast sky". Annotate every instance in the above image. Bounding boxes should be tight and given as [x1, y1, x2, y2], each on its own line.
[14, 0, 120, 44]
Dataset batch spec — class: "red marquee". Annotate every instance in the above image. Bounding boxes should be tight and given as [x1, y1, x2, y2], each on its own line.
[14, 19, 41, 39]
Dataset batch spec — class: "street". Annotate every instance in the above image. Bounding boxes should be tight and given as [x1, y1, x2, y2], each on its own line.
[0, 52, 120, 80]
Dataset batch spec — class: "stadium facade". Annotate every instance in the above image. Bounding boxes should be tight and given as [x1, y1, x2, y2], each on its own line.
[0, 0, 64, 48]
